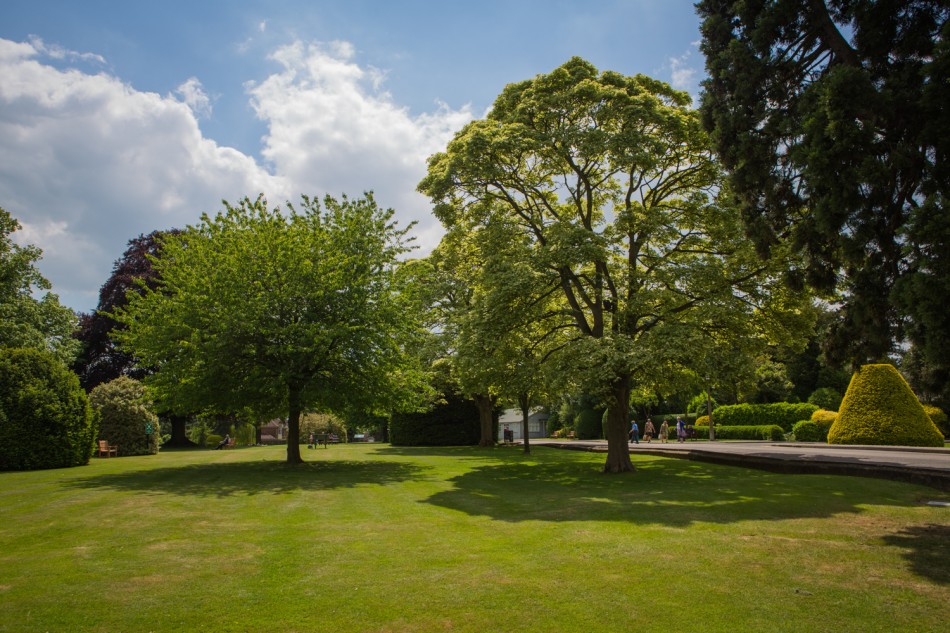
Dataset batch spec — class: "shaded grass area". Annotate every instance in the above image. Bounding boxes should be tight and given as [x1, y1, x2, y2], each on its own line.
[0, 444, 948, 632]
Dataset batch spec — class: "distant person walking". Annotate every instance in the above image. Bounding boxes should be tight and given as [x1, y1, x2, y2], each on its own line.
[643, 418, 655, 443]
[629, 419, 639, 445]
[676, 416, 687, 443]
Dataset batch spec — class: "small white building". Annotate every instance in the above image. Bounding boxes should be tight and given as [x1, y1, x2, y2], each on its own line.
[497, 409, 549, 441]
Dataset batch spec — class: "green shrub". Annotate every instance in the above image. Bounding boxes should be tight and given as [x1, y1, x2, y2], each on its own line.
[688, 392, 718, 418]
[235, 423, 256, 446]
[713, 425, 785, 441]
[390, 391, 482, 446]
[792, 419, 833, 442]
[828, 364, 944, 447]
[88, 377, 160, 456]
[695, 415, 710, 427]
[0, 348, 97, 470]
[922, 405, 948, 437]
[712, 402, 818, 431]
[206, 434, 223, 448]
[808, 387, 843, 411]
[811, 409, 838, 424]
[300, 412, 348, 442]
[545, 409, 562, 436]
[576, 407, 602, 440]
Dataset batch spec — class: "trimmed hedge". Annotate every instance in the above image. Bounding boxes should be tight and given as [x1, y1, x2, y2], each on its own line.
[712, 403, 819, 431]
[811, 409, 838, 424]
[0, 348, 97, 470]
[713, 425, 785, 441]
[695, 415, 710, 427]
[577, 407, 603, 440]
[828, 364, 944, 447]
[922, 405, 948, 437]
[792, 419, 833, 442]
[390, 392, 483, 446]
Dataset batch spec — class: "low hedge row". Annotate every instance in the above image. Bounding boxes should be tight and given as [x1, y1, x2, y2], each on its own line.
[792, 418, 834, 442]
[390, 392, 484, 446]
[712, 425, 786, 441]
[713, 403, 819, 431]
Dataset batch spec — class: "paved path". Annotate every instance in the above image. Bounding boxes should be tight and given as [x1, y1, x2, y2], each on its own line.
[532, 439, 950, 491]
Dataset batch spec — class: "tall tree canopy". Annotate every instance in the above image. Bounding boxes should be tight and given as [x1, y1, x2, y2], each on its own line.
[74, 230, 180, 391]
[419, 58, 811, 472]
[116, 193, 418, 464]
[698, 0, 949, 371]
[0, 206, 78, 365]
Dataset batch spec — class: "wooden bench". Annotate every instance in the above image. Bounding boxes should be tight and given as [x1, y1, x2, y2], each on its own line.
[223, 438, 236, 449]
[97, 440, 118, 457]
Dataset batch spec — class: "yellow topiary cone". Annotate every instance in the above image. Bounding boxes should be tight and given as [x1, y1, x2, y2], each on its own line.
[828, 364, 944, 447]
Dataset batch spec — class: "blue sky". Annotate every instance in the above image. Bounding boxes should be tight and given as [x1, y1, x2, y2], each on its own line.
[0, 1, 706, 312]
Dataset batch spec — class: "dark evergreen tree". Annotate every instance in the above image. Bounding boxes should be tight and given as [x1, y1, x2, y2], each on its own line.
[698, 1, 949, 371]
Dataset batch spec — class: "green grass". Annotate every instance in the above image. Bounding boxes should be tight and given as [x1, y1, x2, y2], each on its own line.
[1, 444, 948, 632]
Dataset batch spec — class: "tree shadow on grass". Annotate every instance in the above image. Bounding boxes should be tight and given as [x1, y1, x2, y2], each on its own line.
[375, 445, 525, 460]
[881, 523, 950, 585]
[422, 449, 921, 527]
[64, 459, 423, 498]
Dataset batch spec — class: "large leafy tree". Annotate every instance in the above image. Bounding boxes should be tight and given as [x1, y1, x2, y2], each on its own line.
[419, 58, 809, 472]
[116, 193, 417, 464]
[698, 0, 949, 371]
[449, 216, 561, 453]
[408, 233, 500, 446]
[0, 207, 78, 365]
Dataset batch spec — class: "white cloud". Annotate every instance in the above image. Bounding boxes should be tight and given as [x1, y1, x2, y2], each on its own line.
[26, 35, 107, 66]
[667, 43, 703, 100]
[0, 36, 472, 313]
[248, 39, 472, 248]
[0, 37, 289, 312]
[174, 77, 213, 119]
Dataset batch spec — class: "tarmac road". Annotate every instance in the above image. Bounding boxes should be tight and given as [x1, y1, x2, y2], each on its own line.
[532, 438, 950, 491]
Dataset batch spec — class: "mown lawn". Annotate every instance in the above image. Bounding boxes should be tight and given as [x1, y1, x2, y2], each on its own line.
[1, 444, 947, 632]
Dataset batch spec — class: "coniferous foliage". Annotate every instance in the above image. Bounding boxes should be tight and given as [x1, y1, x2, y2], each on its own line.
[698, 1, 949, 368]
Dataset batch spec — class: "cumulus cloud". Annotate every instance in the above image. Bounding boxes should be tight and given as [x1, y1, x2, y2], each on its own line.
[0, 36, 471, 312]
[0, 37, 289, 311]
[247, 40, 472, 247]
[174, 77, 213, 119]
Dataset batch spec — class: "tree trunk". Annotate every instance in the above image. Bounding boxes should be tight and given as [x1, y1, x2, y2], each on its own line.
[603, 376, 635, 473]
[519, 392, 531, 454]
[474, 393, 496, 447]
[164, 415, 197, 448]
[286, 384, 303, 464]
